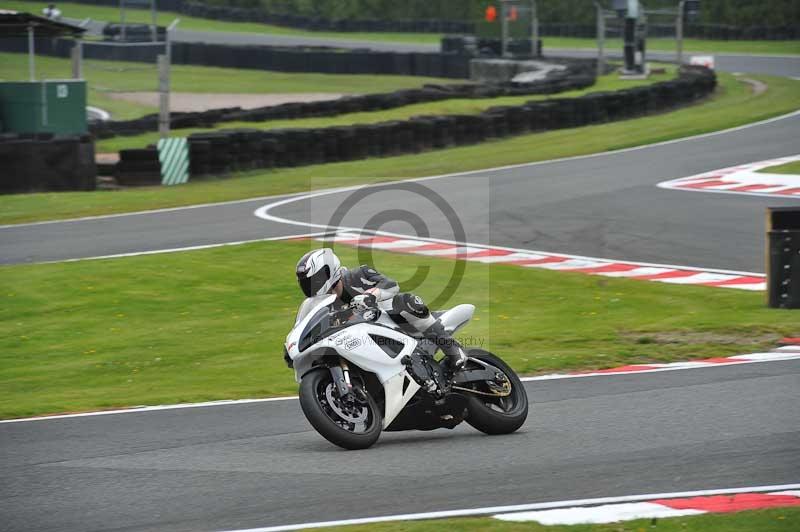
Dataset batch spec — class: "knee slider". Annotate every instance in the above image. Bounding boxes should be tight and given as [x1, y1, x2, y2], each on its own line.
[392, 293, 429, 319]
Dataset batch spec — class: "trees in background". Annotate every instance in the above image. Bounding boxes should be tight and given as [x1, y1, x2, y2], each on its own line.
[196, 0, 800, 29]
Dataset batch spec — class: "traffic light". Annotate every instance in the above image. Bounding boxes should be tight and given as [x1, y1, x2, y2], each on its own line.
[485, 5, 497, 23]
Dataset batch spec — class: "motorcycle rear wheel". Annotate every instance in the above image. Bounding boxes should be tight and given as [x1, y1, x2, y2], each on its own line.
[462, 349, 528, 435]
[299, 367, 382, 450]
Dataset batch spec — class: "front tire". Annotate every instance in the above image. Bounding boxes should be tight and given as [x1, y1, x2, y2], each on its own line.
[299, 367, 382, 450]
[462, 349, 528, 435]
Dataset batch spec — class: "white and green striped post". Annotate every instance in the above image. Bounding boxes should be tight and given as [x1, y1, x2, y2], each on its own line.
[157, 137, 189, 186]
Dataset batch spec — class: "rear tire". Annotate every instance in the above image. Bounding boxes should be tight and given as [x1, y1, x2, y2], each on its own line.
[463, 349, 528, 435]
[299, 367, 382, 450]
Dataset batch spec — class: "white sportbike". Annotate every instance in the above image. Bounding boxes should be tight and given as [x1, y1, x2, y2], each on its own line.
[285, 294, 528, 449]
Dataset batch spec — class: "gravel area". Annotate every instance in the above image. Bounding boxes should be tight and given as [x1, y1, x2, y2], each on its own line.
[105, 92, 347, 112]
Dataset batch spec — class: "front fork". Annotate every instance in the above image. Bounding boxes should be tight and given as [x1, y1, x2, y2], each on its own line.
[329, 359, 368, 404]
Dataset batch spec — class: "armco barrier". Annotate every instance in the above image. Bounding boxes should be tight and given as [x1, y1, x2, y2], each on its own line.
[185, 65, 715, 179]
[0, 134, 96, 193]
[90, 60, 596, 140]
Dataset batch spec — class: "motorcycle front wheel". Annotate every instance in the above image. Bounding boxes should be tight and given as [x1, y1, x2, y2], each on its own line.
[462, 349, 528, 435]
[299, 367, 382, 450]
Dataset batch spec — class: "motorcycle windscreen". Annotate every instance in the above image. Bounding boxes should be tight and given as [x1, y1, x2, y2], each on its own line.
[294, 294, 334, 324]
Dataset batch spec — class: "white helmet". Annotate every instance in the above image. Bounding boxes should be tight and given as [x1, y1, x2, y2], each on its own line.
[296, 248, 342, 297]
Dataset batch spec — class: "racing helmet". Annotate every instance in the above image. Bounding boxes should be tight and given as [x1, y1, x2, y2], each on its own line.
[296, 248, 342, 297]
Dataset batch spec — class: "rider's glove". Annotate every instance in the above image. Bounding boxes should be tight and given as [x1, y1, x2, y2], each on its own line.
[352, 293, 377, 311]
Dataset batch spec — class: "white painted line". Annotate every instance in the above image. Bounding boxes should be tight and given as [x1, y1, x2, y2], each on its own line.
[519, 354, 800, 381]
[6, 109, 798, 232]
[216, 484, 800, 532]
[732, 352, 800, 362]
[361, 239, 431, 250]
[597, 267, 674, 277]
[528, 259, 608, 270]
[0, 396, 299, 424]
[35, 232, 333, 264]
[656, 272, 738, 284]
[658, 153, 800, 199]
[773, 490, 800, 497]
[494, 502, 704, 525]
[255, 225, 765, 281]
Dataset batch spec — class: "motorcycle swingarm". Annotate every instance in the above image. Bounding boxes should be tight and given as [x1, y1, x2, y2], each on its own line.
[452, 359, 505, 385]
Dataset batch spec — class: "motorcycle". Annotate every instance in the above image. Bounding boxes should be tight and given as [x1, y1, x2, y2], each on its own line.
[284, 294, 528, 449]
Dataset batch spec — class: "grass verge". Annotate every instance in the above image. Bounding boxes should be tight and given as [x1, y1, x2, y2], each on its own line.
[546, 36, 800, 56]
[1, 240, 797, 419]
[95, 64, 675, 152]
[6, 1, 800, 55]
[0, 52, 452, 120]
[1, 72, 799, 226]
[318, 507, 800, 531]
[758, 160, 800, 175]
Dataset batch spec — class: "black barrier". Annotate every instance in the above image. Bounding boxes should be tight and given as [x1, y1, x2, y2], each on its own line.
[767, 207, 800, 309]
[0, 134, 96, 193]
[185, 66, 715, 180]
[115, 147, 161, 186]
[88, 59, 596, 140]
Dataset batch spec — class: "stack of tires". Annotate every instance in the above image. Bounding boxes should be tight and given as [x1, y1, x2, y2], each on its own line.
[0, 134, 96, 193]
[115, 148, 161, 186]
[182, 66, 715, 179]
[188, 133, 232, 176]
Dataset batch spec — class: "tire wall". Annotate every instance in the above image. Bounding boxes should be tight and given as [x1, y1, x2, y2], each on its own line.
[0, 134, 96, 194]
[90, 61, 597, 139]
[186, 65, 716, 178]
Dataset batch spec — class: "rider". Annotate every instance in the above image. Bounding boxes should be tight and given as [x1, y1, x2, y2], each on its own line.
[295, 248, 467, 372]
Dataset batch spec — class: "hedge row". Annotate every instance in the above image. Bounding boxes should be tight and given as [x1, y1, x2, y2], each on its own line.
[17, 0, 796, 40]
[90, 61, 597, 139]
[0, 134, 96, 194]
[183, 66, 715, 178]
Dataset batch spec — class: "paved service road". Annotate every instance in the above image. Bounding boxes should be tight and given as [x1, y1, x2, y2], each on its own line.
[1, 360, 798, 532]
[3, 112, 799, 271]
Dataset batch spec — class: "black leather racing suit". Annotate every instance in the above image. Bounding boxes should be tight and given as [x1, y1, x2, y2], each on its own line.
[337, 265, 463, 365]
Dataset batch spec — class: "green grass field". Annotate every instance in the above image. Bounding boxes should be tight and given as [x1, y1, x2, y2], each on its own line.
[759, 160, 800, 175]
[1, 239, 797, 419]
[5, 1, 800, 55]
[95, 65, 676, 152]
[2, 71, 799, 226]
[0, 52, 453, 120]
[320, 507, 800, 531]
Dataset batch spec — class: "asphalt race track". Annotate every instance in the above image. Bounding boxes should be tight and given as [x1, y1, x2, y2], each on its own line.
[2, 24, 800, 532]
[2, 111, 799, 271]
[1, 360, 798, 532]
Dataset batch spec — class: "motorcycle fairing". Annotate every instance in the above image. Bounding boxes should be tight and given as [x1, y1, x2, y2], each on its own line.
[286, 295, 422, 427]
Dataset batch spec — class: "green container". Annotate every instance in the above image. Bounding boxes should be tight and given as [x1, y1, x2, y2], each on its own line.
[0, 80, 87, 135]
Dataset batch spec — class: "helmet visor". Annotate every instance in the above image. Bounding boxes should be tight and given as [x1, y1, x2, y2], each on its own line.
[297, 265, 331, 297]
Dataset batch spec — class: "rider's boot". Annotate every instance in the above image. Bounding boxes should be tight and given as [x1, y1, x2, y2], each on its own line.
[423, 320, 467, 374]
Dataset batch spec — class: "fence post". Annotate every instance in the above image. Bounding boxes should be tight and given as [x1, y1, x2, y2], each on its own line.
[71, 40, 83, 79]
[595, 2, 605, 77]
[158, 54, 170, 138]
[676, 0, 685, 64]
